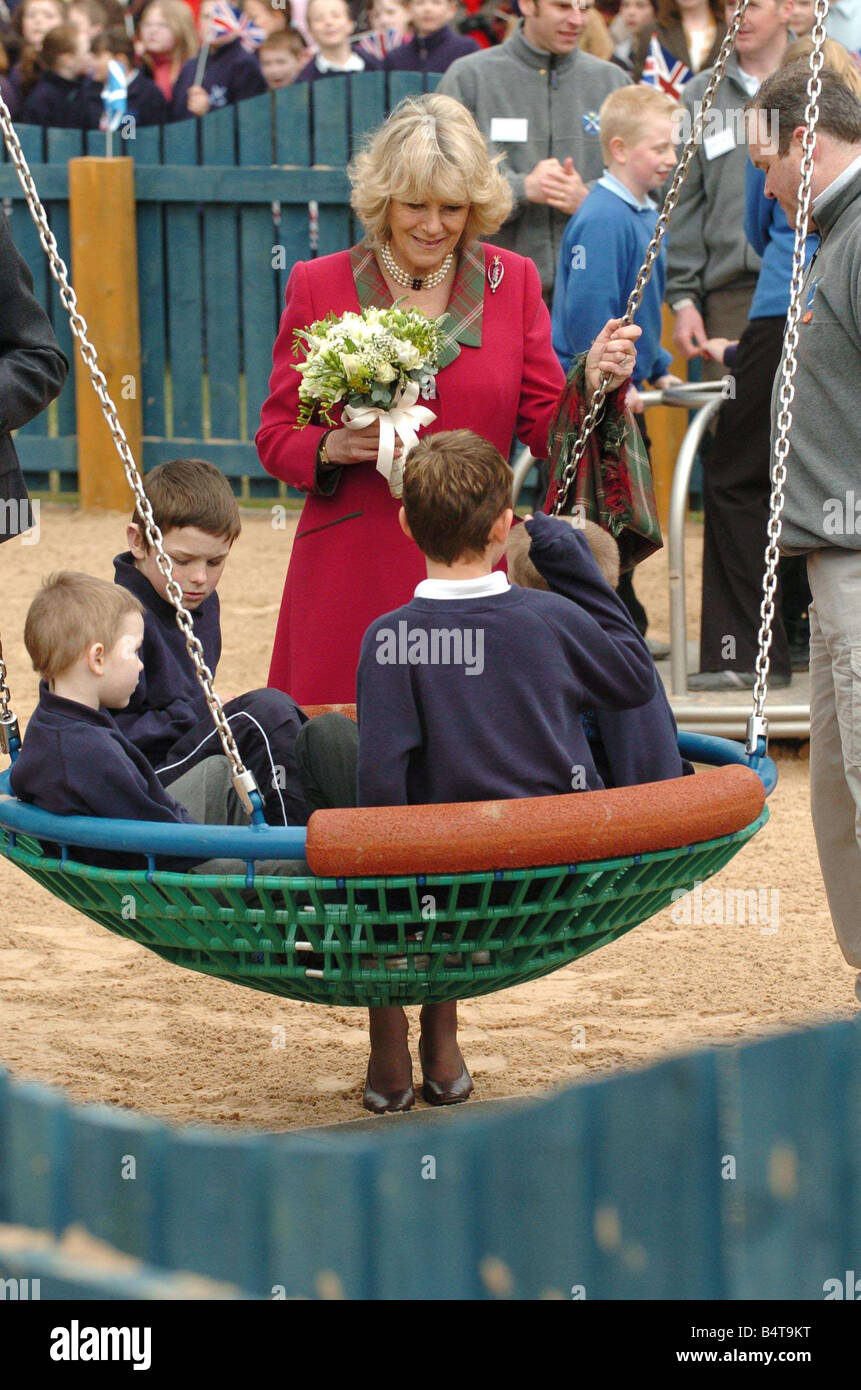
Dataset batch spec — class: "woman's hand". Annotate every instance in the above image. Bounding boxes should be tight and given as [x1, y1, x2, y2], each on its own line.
[322, 422, 402, 466]
[585, 319, 643, 396]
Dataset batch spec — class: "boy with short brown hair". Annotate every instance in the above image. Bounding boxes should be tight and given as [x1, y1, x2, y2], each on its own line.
[357, 428, 656, 806]
[114, 457, 309, 826]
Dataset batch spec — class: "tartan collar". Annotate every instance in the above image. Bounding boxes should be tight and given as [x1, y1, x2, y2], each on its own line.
[350, 240, 484, 368]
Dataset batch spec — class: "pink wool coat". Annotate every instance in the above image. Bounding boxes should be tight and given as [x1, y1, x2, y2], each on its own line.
[256, 241, 565, 705]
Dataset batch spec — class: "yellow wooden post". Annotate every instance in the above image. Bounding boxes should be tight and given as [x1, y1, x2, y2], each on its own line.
[646, 304, 689, 534]
[68, 157, 142, 511]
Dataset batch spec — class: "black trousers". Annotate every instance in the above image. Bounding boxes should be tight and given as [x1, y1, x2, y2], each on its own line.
[156, 688, 309, 826]
[699, 316, 792, 678]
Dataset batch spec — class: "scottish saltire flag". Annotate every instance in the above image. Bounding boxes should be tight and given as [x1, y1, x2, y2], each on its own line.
[641, 36, 691, 100]
[101, 59, 127, 132]
[355, 26, 406, 61]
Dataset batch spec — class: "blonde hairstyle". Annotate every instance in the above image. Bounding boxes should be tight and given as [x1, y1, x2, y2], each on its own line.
[579, 6, 613, 61]
[781, 36, 861, 99]
[139, 0, 199, 64]
[599, 83, 678, 164]
[506, 517, 621, 592]
[402, 430, 512, 566]
[349, 93, 513, 248]
[24, 573, 144, 682]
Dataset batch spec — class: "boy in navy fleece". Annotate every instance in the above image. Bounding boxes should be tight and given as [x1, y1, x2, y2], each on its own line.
[171, 0, 266, 120]
[354, 429, 655, 1112]
[10, 572, 310, 871]
[506, 516, 692, 788]
[357, 431, 656, 808]
[384, 0, 478, 75]
[113, 457, 309, 825]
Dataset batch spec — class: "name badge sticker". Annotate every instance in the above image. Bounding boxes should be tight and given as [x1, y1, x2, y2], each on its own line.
[703, 127, 735, 161]
[490, 117, 528, 143]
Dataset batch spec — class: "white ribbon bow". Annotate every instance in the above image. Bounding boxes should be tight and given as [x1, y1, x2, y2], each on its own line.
[342, 379, 436, 498]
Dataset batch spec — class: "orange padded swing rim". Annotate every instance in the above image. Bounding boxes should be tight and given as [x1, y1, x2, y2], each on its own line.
[304, 765, 766, 878]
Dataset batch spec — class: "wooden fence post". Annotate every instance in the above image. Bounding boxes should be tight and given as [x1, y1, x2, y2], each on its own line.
[68, 157, 142, 511]
[648, 304, 690, 534]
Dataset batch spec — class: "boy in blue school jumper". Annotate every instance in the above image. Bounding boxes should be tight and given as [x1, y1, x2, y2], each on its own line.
[85, 28, 169, 129]
[353, 430, 655, 1115]
[383, 0, 478, 75]
[171, 0, 266, 120]
[505, 516, 692, 787]
[112, 457, 309, 826]
[19, 25, 90, 128]
[551, 84, 681, 405]
[551, 83, 680, 650]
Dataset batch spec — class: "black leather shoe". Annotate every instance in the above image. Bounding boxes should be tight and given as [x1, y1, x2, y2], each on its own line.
[418, 1039, 474, 1106]
[363, 1060, 415, 1114]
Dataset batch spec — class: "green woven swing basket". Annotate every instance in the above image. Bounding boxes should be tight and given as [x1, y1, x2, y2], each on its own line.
[0, 808, 767, 1007]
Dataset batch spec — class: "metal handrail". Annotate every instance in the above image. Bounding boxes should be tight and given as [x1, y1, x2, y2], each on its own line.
[668, 390, 725, 695]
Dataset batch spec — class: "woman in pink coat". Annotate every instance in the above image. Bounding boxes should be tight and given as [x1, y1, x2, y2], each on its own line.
[257, 93, 640, 706]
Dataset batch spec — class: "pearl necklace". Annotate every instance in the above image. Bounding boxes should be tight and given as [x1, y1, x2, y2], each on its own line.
[380, 241, 454, 292]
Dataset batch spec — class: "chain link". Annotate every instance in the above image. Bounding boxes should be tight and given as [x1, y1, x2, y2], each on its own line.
[0, 97, 259, 806]
[747, 0, 828, 752]
[553, 0, 753, 517]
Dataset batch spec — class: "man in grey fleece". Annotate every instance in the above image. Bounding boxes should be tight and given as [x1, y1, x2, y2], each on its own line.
[667, 0, 793, 375]
[749, 65, 861, 998]
[438, 0, 628, 303]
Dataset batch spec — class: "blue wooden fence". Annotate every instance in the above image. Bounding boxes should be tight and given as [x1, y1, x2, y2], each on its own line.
[0, 73, 439, 496]
[1, 1016, 859, 1299]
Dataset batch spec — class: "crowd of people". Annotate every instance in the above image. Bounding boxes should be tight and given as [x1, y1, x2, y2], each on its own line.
[4, 0, 861, 1106]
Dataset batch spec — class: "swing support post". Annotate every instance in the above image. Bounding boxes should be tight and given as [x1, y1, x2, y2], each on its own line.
[68, 157, 142, 512]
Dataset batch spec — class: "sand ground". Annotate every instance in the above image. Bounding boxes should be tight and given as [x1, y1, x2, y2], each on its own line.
[0, 507, 850, 1132]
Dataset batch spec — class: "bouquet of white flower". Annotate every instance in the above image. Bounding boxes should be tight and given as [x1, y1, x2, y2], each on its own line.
[292, 304, 448, 496]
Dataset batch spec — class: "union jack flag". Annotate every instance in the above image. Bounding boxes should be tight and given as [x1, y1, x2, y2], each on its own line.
[354, 26, 407, 61]
[641, 36, 690, 101]
[207, 1, 266, 52]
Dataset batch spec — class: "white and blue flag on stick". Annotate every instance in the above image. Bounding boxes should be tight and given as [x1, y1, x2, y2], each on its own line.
[101, 59, 128, 132]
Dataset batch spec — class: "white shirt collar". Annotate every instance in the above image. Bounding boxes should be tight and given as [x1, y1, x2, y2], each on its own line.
[414, 572, 510, 600]
[598, 171, 656, 212]
[813, 150, 861, 217]
[736, 66, 760, 97]
[315, 51, 365, 72]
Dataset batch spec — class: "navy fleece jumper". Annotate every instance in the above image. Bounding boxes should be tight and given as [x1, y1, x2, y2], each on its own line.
[356, 512, 655, 807]
[113, 552, 220, 767]
[9, 686, 194, 867]
[526, 515, 690, 786]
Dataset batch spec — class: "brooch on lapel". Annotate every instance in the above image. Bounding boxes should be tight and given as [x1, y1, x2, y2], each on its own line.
[488, 255, 504, 294]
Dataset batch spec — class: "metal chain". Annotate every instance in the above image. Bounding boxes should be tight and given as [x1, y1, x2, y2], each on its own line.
[747, 0, 828, 753]
[553, 0, 753, 517]
[0, 96, 259, 808]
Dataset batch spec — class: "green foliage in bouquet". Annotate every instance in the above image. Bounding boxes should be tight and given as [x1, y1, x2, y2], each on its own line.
[292, 304, 449, 428]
